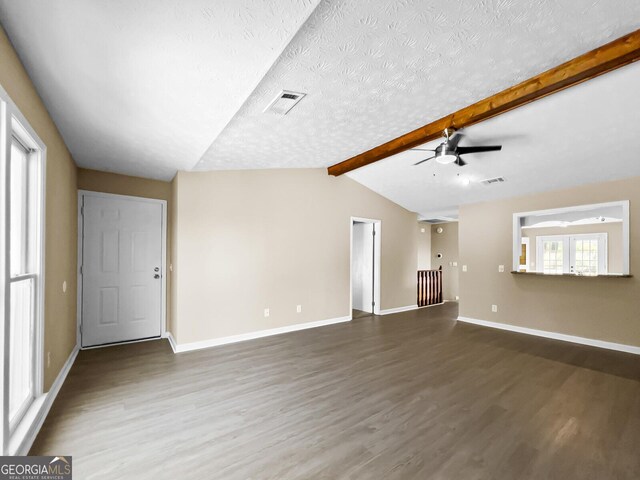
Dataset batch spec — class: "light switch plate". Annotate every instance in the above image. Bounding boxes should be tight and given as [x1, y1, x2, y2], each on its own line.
[264, 308, 270, 317]
[462, 265, 468, 272]
[296, 305, 302, 313]
[498, 265, 505, 272]
[491, 304, 498, 313]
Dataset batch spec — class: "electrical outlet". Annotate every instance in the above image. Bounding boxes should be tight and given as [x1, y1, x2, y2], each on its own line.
[455, 295, 460, 301]
[420, 228, 425, 233]
[462, 265, 468, 272]
[498, 265, 505, 273]
[491, 304, 498, 313]
[47, 352, 51, 368]
[296, 305, 302, 313]
[264, 308, 270, 318]
[453, 262, 458, 267]
[62, 280, 67, 293]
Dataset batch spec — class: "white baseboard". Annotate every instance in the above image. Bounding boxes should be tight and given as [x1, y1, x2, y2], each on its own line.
[418, 301, 445, 308]
[12, 346, 79, 455]
[456, 316, 640, 355]
[379, 305, 418, 315]
[169, 315, 352, 353]
[166, 331, 178, 353]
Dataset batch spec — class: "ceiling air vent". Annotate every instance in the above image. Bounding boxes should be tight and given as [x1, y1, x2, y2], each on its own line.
[264, 90, 306, 115]
[481, 176, 505, 186]
[422, 218, 446, 224]
[421, 216, 457, 224]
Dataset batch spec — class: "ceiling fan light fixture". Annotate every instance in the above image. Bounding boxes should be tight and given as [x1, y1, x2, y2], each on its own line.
[435, 152, 458, 164]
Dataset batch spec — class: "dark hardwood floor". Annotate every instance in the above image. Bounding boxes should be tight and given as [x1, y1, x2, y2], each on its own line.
[352, 308, 373, 319]
[31, 303, 640, 479]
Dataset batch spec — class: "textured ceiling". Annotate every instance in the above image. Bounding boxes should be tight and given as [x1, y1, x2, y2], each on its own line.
[0, 0, 320, 180]
[346, 61, 640, 219]
[196, 0, 640, 171]
[1, 0, 639, 192]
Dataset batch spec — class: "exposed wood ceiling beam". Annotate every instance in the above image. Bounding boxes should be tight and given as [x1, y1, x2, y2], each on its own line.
[328, 29, 640, 176]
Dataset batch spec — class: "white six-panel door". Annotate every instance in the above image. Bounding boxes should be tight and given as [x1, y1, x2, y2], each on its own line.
[80, 193, 164, 347]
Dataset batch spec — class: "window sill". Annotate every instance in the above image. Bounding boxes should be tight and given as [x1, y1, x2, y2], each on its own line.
[511, 271, 632, 278]
[8, 394, 46, 456]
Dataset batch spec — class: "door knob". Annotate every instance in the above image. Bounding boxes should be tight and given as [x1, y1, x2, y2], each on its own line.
[154, 274, 160, 279]
[154, 267, 160, 272]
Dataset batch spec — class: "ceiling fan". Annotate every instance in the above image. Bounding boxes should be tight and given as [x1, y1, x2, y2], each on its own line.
[412, 128, 502, 166]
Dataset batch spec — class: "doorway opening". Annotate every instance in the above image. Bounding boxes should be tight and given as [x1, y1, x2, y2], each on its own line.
[350, 217, 381, 319]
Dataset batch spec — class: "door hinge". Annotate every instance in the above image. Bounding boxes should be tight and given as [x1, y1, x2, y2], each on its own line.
[79, 265, 83, 275]
[81, 205, 84, 216]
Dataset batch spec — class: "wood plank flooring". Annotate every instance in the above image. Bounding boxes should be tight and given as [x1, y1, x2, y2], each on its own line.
[352, 309, 373, 319]
[31, 303, 640, 479]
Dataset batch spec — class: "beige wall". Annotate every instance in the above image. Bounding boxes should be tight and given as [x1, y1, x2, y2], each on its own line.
[1, 26, 78, 389]
[77, 168, 171, 201]
[417, 223, 431, 270]
[431, 222, 459, 301]
[522, 222, 623, 274]
[171, 169, 417, 344]
[459, 176, 640, 347]
[77, 168, 174, 331]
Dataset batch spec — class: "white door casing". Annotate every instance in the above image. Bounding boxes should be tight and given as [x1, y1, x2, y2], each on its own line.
[80, 193, 164, 347]
[352, 222, 374, 312]
[350, 217, 381, 315]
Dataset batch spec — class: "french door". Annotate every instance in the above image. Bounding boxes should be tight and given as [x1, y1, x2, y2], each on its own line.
[537, 234, 607, 275]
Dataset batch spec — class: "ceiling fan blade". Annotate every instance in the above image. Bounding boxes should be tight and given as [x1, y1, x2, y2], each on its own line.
[410, 148, 435, 152]
[455, 157, 467, 166]
[456, 145, 502, 155]
[413, 156, 436, 166]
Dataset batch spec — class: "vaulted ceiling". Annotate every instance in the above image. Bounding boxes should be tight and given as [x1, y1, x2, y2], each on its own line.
[1, 1, 639, 214]
[347, 61, 640, 219]
[0, 0, 321, 180]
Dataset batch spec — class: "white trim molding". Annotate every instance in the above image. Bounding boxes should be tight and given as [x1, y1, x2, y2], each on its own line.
[349, 216, 382, 316]
[1, 82, 48, 454]
[379, 305, 419, 315]
[513, 200, 630, 274]
[457, 316, 640, 355]
[168, 315, 352, 354]
[165, 332, 178, 353]
[11, 345, 79, 456]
